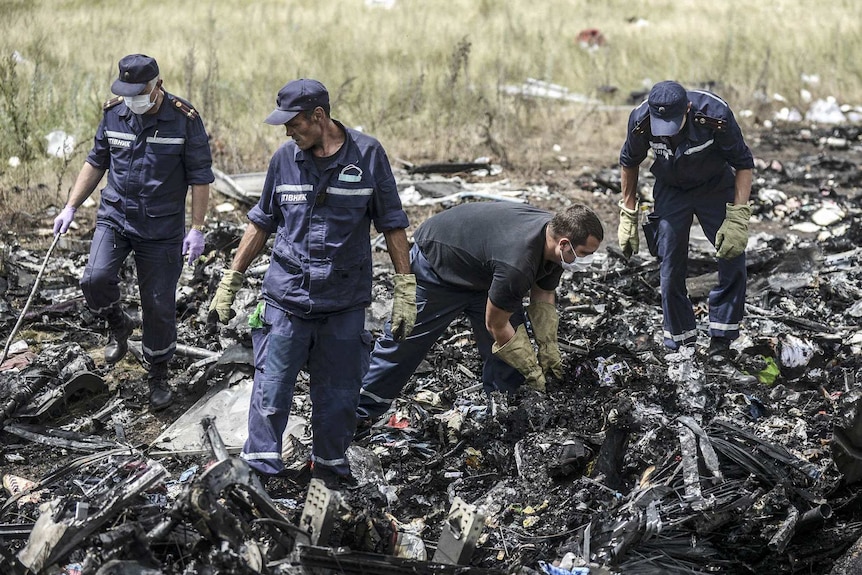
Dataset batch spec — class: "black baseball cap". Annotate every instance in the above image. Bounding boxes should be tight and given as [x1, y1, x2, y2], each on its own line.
[264, 79, 329, 125]
[648, 81, 689, 136]
[111, 54, 159, 96]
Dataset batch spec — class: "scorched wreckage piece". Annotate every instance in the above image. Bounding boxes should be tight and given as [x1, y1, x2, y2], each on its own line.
[2, 122, 862, 573]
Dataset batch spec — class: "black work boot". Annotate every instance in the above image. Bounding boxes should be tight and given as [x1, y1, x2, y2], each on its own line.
[706, 337, 731, 363]
[311, 464, 358, 491]
[707, 337, 757, 385]
[147, 361, 173, 411]
[104, 308, 134, 364]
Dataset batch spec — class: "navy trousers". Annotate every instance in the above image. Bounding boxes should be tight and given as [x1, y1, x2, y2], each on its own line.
[653, 181, 747, 349]
[80, 223, 182, 365]
[241, 304, 370, 476]
[357, 245, 524, 421]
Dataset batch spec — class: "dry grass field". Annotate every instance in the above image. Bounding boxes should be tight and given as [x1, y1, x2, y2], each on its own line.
[0, 0, 860, 214]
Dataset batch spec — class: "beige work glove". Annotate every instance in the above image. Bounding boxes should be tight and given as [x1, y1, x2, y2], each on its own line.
[617, 199, 639, 258]
[391, 273, 417, 341]
[527, 301, 563, 380]
[208, 269, 244, 324]
[715, 203, 751, 259]
[492, 324, 546, 392]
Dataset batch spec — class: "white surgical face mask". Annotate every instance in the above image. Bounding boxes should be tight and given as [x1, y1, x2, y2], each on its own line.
[124, 92, 155, 115]
[560, 243, 595, 272]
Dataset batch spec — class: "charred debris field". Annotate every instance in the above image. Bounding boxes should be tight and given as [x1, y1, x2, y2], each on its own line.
[1, 123, 862, 575]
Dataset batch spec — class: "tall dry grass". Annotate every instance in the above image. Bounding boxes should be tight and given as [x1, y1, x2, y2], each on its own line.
[0, 0, 860, 214]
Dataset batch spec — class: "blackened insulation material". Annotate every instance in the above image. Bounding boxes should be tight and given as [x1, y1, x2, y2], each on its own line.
[297, 544, 506, 574]
[709, 419, 822, 482]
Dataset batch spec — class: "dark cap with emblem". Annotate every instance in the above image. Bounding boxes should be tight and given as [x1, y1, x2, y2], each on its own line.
[648, 81, 689, 137]
[111, 54, 159, 97]
[265, 79, 330, 125]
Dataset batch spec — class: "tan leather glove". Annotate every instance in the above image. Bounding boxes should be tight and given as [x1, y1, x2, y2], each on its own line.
[617, 199, 639, 258]
[492, 324, 546, 392]
[208, 269, 244, 324]
[391, 273, 417, 341]
[526, 301, 563, 379]
[715, 203, 751, 259]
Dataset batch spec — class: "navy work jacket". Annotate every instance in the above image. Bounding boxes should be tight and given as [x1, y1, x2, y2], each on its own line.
[248, 121, 409, 318]
[619, 89, 754, 194]
[86, 91, 214, 241]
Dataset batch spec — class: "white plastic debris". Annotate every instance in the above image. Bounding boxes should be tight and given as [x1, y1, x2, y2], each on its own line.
[822, 136, 849, 149]
[779, 334, 819, 368]
[848, 300, 862, 318]
[805, 97, 847, 124]
[788, 222, 822, 234]
[8, 156, 20, 168]
[45, 130, 75, 159]
[774, 107, 804, 122]
[810, 203, 845, 227]
[801, 73, 820, 86]
[757, 188, 787, 204]
[665, 346, 704, 384]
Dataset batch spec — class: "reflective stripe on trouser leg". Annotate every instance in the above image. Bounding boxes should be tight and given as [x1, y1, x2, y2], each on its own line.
[81, 224, 132, 315]
[242, 305, 309, 476]
[306, 309, 369, 475]
[693, 185, 746, 340]
[468, 303, 526, 394]
[655, 183, 698, 350]
[133, 234, 182, 364]
[359, 245, 472, 420]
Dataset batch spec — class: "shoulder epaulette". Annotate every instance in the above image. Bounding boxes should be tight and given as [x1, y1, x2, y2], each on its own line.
[693, 112, 727, 132]
[166, 94, 199, 120]
[632, 114, 650, 135]
[103, 96, 123, 111]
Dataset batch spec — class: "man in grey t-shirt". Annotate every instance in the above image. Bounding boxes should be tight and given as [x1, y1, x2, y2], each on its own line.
[357, 201, 604, 423]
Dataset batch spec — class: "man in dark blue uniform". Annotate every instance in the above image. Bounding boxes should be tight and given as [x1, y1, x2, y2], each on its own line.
[618, 80, 756, 383]
[357, 202, 604, 424]
[207, 78, 415, 488]
[53, 54, 213, 410]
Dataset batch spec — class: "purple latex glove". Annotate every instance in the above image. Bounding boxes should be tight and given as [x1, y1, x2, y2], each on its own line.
[182, 228, 205, 265]
[53, 205, 76, 236]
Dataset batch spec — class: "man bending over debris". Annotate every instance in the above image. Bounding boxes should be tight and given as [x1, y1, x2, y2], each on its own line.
[357, 201, 604, 424]
[207, 79, 414, 489]
[618, 80, 756, 383]
[52, 54, 213, 411]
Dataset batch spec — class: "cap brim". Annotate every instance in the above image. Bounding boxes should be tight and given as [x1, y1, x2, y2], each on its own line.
[264, 109, 301, 125]
[111, 79, 148, 97]
[650, 114, 684, 137]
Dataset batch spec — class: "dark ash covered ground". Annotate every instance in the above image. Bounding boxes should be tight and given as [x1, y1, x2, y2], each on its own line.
[1, 123, 861, 574]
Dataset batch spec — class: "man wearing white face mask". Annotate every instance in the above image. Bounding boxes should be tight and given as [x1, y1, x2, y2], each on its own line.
[618, 80, 756, 385]
[52, 53, 214, 411]
[357, 202, 603, 425]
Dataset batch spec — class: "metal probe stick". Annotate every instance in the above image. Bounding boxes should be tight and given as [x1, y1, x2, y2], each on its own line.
[1, 234, 62, 365]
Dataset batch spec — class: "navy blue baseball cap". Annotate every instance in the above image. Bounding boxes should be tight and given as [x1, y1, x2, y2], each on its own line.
[111, 54, 159, 96]
[265, 79, 329, 125]
[648, 81, 689, 136]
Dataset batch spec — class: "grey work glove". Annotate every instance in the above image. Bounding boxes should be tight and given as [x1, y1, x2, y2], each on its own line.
[492, 324, 546, 392]
[715, 203, 751, 259]
[527, 301, 563, 380]
[617, 199, 639, 258]
[391, 273, 417, 341]
[208, 269, 244, 325]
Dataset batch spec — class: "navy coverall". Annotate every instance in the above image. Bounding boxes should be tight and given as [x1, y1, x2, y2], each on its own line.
[240, 122, 409, 477]
[80, 93, 214, 365]
[620, 89, 755, 349]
